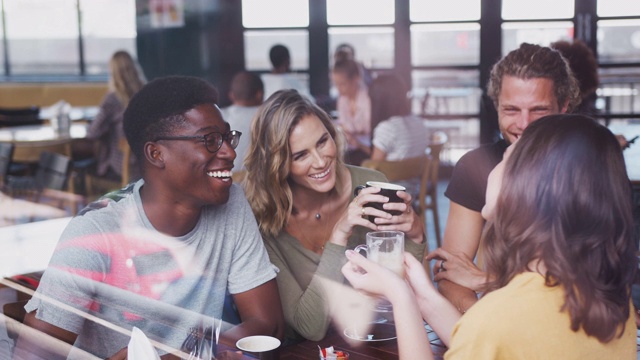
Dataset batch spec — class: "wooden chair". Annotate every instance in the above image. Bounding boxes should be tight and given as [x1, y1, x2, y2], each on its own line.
[85, 137, 132, 199]
[0, 142, 14, 185]
[361, 155, 433, 276]
[5, 151, 85, 216]
[11, 140, 72, 165]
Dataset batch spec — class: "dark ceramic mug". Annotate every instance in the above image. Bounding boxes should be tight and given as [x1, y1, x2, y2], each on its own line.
[354, 181, 406, 219]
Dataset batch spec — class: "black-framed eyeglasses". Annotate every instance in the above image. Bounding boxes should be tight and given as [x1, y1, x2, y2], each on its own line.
[154, 130, 242, 153]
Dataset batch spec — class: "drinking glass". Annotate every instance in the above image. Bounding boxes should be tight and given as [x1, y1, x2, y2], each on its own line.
[354, 230, 405, 312]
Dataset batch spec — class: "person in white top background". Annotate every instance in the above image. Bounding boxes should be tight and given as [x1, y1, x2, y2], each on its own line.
[221, 71, 264, 170]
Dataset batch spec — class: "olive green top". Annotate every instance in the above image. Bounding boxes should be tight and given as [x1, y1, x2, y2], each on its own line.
[263, 165, 426, 342]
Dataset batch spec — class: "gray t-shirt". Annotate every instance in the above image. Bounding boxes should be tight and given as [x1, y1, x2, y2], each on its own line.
[25, 180, 276, 359]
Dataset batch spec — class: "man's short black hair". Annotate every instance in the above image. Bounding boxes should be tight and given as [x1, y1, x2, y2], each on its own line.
[269, 44, 290, 68]
[123, 75, 219, 163]
[230, 71, 264, 102]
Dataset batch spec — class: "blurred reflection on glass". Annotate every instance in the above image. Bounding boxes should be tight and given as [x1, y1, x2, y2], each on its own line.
[410, 0, 480, 22]
[4, 0, 79, 74]
[242, 0, 309, 28]
[597, 0, 640, 17]
[598, 20, 640, 63]
[411, 70, 481, 163]
[502, 0, 573, 20]
[326, 0, 394, 26]
[597, 67, 640, 115]
[80, 0, 137, 75]
[501, 22, 573, 56]
[411, 23, 480, 66]
[328, 27, 394, 69]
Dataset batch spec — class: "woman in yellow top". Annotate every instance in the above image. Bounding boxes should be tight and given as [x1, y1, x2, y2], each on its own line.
[343, 114, 637, 359]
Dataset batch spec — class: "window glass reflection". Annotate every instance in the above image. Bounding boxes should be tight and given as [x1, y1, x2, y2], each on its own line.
[598, 20, 640, 63]
[244, 30, 309, 71]
[242, 0, 309, 28]
[411, 70, 481, 116]
[80, 0, 137, 75]
[327, 0, 394, 25]
[502, 22, 573, 56]
[502, 0, 573, 20]
[410, 0, 480, 22]
[598, 67, 640, 115]
[598, 0, 640, 17]
[328, 27, 394, 69]
[411, 23, 480, 66]
[4, 0, 79, 74]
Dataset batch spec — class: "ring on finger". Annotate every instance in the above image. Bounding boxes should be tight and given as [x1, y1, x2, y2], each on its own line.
[439, 260, 446, 272]
[361, 206, 366, 215]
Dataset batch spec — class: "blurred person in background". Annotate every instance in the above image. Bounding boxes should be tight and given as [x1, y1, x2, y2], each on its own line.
[332, 59, 371, 165]
[86, 50, 145, 182]
[368, 74, 431, 196]
[261, 44, 314, 102]
[221, 71, 264, 170]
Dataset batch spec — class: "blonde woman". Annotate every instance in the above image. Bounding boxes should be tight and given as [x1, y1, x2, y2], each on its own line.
[86, 50, 146, 181]
[243, 90, 426, 341]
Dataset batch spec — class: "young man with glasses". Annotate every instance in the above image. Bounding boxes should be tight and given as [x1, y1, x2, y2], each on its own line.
[17, 76, 284, 359]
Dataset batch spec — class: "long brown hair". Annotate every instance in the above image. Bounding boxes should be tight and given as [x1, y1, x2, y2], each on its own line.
[108, 50, 146, 107]
[244, 90, 346, 236]
[482, 114, 636, 342]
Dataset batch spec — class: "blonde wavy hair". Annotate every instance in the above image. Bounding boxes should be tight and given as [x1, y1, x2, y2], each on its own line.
[244, 90, 346, 236]
[108, 50, 146, 107]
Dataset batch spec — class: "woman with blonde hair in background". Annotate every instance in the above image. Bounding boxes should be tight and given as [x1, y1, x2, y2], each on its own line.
[343, 114, 637, 359]
[243, 89, 426, 342]
[86, 50, 146, 182]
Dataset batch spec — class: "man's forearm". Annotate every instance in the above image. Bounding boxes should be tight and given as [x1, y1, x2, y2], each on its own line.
[437, 279, 479, 314]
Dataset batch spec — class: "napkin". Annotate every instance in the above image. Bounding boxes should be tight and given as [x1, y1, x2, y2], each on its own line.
[128, 327, 161, 360]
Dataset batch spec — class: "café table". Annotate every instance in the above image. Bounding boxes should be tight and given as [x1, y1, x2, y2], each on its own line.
[277, 324, 446, 360]
[0, 122, 88, 163]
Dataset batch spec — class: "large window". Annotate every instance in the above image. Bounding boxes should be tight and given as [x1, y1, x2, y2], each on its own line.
[1, 0, 136, 78]
[241, 1, 310, 72]
[410, 0, 482, 161]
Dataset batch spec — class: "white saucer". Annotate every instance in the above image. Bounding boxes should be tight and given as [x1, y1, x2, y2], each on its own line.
[235, 335, 281, 352]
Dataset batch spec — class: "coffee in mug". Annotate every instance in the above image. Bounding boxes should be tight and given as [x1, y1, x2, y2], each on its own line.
[354, 181, 406, 217]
